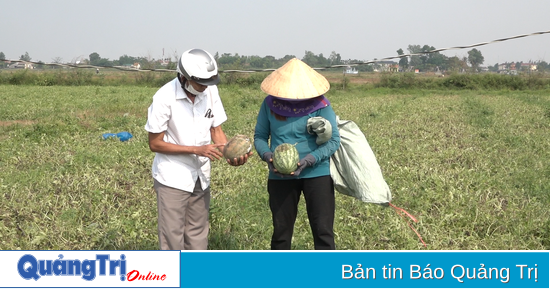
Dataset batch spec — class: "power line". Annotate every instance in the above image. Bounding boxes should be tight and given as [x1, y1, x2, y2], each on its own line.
[352, 30, 550, 66]
[1, 30, 549, 73]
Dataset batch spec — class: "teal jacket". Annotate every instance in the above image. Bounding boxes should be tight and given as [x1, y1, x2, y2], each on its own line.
[254, 97, 340, 180]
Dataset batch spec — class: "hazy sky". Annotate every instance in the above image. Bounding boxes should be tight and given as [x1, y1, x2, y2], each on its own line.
[3, 0, 550, 66]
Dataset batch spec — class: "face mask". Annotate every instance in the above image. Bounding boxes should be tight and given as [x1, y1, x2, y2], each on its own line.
[184, 81, 202, 95]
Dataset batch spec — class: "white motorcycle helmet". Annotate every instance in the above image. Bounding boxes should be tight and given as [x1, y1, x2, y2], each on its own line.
[177, 48, 220, 86]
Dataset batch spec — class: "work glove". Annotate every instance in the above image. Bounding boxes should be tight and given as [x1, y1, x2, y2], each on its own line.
[292, 154, 316, 177]
[262, 152, 284, 176]
[262, 152, 274, 163]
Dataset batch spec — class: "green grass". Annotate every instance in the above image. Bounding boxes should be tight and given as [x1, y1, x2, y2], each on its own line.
[1, 84, 549, 250]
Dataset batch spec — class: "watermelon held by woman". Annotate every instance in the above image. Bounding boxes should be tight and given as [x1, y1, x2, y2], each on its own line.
[272, 143, 299, 174]
[223, 135, 252, 160]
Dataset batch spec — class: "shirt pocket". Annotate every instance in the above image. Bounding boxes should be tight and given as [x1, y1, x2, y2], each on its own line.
[197, 115, 215, 141]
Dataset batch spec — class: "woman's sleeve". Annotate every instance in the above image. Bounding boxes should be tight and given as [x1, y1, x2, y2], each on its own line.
[309, 106, 340, 163]
[254, 100, 271, 157]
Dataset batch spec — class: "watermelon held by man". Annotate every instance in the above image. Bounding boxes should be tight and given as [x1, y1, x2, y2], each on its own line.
[223, 135, 252, 160]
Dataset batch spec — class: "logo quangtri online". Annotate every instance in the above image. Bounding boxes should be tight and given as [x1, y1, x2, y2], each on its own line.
[18, 254, 127, 281]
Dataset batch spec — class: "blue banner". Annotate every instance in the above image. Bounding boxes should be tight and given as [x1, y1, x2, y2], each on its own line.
[180, 251, 549, 288]
[2, 250, 548, 288]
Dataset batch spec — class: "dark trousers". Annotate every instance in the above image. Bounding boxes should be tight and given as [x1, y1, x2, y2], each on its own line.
[267, 175, 335, 250]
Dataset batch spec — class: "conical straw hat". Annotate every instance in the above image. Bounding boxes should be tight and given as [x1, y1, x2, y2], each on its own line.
[261, 58, 330, 100]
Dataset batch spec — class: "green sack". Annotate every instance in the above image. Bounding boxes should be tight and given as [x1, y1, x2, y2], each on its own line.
[329, 116, 392, 204]
[306, 116, 333, 145]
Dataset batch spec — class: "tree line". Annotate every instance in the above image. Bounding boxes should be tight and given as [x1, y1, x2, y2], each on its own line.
[1, 47, 550, 73]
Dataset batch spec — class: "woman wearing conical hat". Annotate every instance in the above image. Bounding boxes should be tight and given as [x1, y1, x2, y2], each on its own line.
[254, 58, 341, 250]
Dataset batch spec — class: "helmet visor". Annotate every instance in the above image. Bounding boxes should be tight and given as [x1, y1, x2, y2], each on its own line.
[191, 74, 220, 86]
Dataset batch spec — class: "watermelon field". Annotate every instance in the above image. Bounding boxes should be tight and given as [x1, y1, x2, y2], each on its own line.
[0, 75, 549, 250]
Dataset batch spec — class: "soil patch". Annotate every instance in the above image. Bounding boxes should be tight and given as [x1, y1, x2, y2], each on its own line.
[0, 120, 36, 127]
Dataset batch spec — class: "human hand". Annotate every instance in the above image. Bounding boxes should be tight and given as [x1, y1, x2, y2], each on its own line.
[291, 154, 316, 177]
[196, 144, 225, 160]
[262, 152, 273, 163]
[262, 152, 285, 177]
[226, 150, 254, 166]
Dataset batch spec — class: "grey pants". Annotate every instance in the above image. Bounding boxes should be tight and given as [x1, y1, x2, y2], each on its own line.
[154, 179, 210, 250]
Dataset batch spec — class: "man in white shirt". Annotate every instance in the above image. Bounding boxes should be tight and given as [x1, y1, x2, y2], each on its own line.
[144, 48, 252, 250]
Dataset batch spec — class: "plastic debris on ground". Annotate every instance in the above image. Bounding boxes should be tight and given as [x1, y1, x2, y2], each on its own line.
[102, 131, 133, 142]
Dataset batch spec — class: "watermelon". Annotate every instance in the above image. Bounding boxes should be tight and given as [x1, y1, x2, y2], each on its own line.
[223, 135, 252, 159]
[272, 143, 299, 174]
